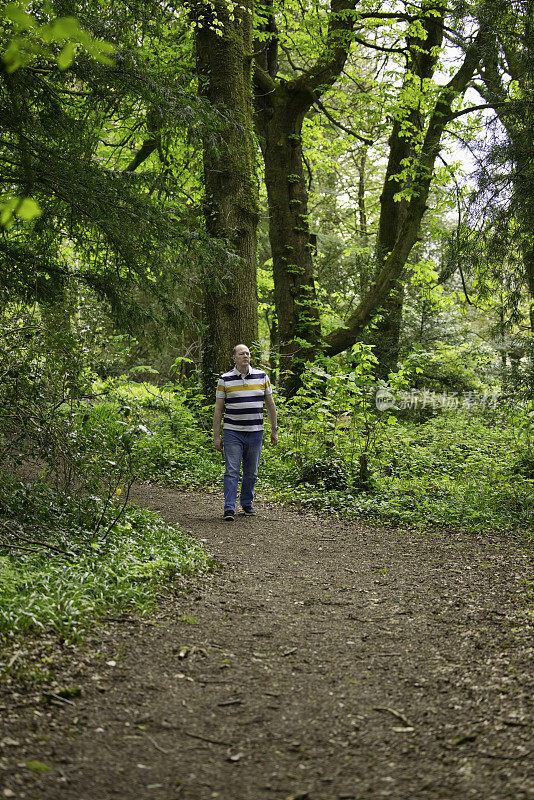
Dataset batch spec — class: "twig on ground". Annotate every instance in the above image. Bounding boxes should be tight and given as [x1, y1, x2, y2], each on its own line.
[0, 520, 74, 558]
[183, 730, 231, 745]
[142, 732, 173, 754]
[478, 749, 532, 760]
[373, 706, 414, 727]
[42, 692, 76, 706]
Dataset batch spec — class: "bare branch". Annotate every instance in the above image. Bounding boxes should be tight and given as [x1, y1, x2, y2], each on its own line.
[313, 97, 374, 144]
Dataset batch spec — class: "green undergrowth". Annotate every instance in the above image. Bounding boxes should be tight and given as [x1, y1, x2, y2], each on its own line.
[253, 356, 532, 535]
[3, 376, 531, 671]
[74, 380, 533, 535]
[88, 379, 222, 488]
[0, 477, 215, 654]
[259, 411, 534, 534]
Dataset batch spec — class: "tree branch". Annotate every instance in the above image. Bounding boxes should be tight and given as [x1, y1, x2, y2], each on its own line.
[324, 27, 489, 356]
[0, 520, 75, 558]
[313, 97, 374, 144]
[123, 137, 160, 173]
[352, 34, 406, 56]
[289, 0, 358, 104]
[448, 101, 510, 120]
[253, 63, 277, 98]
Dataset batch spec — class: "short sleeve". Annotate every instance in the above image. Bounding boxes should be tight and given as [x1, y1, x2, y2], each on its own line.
[264, 376, 272, 395]
[216, 379, 226, 400]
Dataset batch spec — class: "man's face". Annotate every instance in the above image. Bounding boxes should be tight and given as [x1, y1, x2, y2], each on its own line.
[234, 346, 250, 373]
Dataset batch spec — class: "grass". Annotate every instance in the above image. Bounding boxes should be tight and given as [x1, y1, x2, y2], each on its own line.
[0, 477, 215, 656]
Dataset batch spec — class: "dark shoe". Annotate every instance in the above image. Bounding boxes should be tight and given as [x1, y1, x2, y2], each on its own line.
[223, 509, 235, 522]
[242, 506, 256, 516]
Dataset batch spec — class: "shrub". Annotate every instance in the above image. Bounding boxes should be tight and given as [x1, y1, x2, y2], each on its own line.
[299, 456, 350, 490]
[400, 341, 496, 394]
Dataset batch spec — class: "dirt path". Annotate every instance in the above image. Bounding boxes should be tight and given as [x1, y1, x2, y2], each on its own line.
[1, 486, 533, 800]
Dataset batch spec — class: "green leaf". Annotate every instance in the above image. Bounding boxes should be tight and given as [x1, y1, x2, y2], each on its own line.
[0, 197, 18, 226]
[90, 40, 114, 64]
[57, 41, 75, 69]
[50, 16, 82, 39]
[4, 4, 37, 30]
[15, 197, 42, 220]
[2, 40, 25, 73]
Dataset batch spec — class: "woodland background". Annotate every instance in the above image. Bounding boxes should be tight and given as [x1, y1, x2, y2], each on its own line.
[0, 0, 533, 656]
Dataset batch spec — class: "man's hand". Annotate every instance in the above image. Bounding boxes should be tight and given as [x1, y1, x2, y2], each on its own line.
[270, 430, 278, 446]
[213, 397, 225, 453]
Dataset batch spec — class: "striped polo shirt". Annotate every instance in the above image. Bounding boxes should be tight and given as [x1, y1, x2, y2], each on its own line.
[216, 366, 272, 431]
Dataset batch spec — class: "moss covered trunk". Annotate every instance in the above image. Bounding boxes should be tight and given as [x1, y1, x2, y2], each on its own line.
[194, 0, 259, 395]
[260, 92, 321, 393]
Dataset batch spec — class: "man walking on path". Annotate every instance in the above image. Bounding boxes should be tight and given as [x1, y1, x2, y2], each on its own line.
[213, 344, 278, 521]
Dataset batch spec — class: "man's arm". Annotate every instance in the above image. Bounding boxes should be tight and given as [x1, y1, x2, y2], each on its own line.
[213, 397, 225, 452]
[265, 393, 278, 446]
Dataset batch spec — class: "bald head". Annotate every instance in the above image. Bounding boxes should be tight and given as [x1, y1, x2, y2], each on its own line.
[233, 344, 251, 374]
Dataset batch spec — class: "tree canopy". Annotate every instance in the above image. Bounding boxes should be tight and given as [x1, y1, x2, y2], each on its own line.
[0, 0, 532, 389]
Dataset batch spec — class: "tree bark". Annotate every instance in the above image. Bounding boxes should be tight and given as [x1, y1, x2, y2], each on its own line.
[477, 14, 534, 351]
[259, 87, 322, 394]
[193, 0, 259, 395]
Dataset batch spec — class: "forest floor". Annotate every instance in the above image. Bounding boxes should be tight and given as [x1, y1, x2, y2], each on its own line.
[1, 484, 534, 800]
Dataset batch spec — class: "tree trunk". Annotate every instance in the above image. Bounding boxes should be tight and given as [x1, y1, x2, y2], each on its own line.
[254, 0, 357, 392]
[266, 309, 280, 384]
[261, 92, 321, 393]
[525, 246, 534, 333]
[370, 1, 445, 375]
[325, 26, 488, 356]
[39, 280, 82, 396]
[194, 0, 259, 396]
[356, 150, 372, 297]
[369, 281, 405, 378]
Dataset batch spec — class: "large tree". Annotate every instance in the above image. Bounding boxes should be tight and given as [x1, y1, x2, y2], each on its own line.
[253, 0, 493, 389]
[473, 0, 534, 332]
[193, 0, 260, 394]
[324, 20, 489, 356]
[253, 0, 358, 391]
[368, 0, 445, 377]
[0, 0, 217, 345]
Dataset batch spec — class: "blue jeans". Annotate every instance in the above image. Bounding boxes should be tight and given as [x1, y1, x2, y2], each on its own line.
[223, 429, 263, 512]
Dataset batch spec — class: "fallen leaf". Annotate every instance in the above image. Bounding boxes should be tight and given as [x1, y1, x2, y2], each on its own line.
[373, 705, 413, 728]
[56, 686, 82, 699]
[23, 760, 52, 773]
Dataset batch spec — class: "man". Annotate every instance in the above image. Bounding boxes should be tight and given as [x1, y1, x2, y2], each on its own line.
[213, 344, 278, 521]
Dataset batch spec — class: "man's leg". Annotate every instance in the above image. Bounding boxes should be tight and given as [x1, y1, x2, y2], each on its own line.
[240, 430, 263, 510]
[223, 430, 243, 513]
